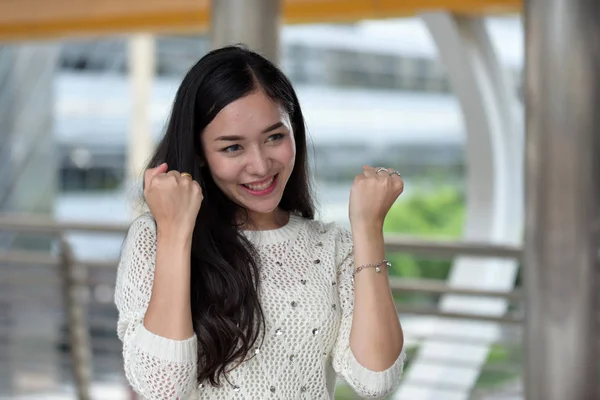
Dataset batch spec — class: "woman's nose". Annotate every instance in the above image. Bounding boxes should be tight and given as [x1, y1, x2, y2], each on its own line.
[246, 149, 271, 177]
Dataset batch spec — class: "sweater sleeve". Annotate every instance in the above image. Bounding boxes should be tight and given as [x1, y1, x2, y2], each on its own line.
[114, 213, 198, 400]
[331, 225, 406, 399]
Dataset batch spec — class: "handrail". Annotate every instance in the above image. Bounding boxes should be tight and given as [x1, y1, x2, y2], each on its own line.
[0, 250, 523, 301]
[389, 277, 523, 300]
[0, 213, 130, 234]
[395, 305, 522, 325]
[0, 249, 59, 266]
[385, 235, 522, 259]
[0, 212, 523, 258]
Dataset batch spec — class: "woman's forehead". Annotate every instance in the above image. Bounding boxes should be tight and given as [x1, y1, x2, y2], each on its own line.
[203, 91, 291, 140]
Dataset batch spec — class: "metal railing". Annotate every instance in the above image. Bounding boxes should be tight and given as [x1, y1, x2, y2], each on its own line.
[0, 212, 524, 399]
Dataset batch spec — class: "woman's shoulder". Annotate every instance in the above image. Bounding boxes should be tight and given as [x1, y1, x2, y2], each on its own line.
[296, 216, 353, 259]
[299, 215, 351, 239]
[121, 212, 157, 251]
[117, 212, 158, 273]
[132, 211, 155, 224]
[128, 211, 156, 234]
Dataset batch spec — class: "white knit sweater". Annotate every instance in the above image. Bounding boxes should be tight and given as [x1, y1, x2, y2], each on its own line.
[115, 212, 405, 400]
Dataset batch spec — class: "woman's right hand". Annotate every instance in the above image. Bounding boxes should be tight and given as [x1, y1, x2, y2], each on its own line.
[143, 163, 203, 237]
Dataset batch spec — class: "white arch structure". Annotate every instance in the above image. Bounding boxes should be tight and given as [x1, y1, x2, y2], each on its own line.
[393, 12, 524, 400]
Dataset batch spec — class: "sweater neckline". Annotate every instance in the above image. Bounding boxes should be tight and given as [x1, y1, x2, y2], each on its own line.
[241, 213, 303, 245]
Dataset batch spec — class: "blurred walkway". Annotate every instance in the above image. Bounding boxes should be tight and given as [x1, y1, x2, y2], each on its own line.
[12, 382, 128, 400]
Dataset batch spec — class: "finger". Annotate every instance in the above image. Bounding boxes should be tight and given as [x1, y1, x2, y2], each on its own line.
[167, 170, 193, 184]
[192, 180, 204, 195]
[151, 163, 168, 176]
[385, 168, 399, 179]
[353, 173, 365, 184]
[390, 170, 403, 180]
[376, 167, 396, 178]
[362, 166, 377, 178]
[385, 168, 402, 180]
[144, 163, 168, 188]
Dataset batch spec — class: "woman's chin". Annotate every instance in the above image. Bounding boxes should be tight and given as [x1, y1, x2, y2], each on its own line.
[241, 199, 281, 216]
[235, 185, 284, 215]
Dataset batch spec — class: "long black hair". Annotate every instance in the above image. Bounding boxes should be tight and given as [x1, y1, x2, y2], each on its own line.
[145, 45, 316, 386]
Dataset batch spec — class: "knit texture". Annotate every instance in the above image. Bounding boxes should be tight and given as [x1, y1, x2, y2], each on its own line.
[115, 213, 405, 399]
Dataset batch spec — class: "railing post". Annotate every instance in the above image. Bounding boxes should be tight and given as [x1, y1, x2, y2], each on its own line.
[59, 236, 92, 400]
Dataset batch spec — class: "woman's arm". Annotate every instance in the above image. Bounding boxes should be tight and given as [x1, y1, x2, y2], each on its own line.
[331, 225, 405, 399]
[346, 165, 405, 369]
[329, 165, 405, 398]
[115, 214, 198, 400]
[142, 162, 202, 340]
[115, 163, 204, 399]
[143, 224, 195, 339]
[349, 221, 404, 370]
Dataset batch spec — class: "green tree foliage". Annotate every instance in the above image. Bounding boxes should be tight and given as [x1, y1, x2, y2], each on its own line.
[383, 186, 465, 283]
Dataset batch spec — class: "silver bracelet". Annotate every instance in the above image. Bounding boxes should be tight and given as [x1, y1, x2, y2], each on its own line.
[352, 259, 392, 279]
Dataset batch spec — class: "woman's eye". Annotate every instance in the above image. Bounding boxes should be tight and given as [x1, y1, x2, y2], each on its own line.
[222, 144, 242, 153]
[268, 133, 284, 142]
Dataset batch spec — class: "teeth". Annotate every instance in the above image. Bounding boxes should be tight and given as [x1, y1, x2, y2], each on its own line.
[245, 177, 274, 191]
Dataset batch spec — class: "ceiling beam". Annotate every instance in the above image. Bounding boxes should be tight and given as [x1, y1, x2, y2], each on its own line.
[0, 0, 520, 42]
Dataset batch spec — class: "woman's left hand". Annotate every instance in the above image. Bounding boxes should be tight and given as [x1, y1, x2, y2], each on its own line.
[349, 165, 404, 229]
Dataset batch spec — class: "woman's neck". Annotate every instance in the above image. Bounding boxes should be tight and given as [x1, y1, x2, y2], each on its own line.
[241, 208, 289, 231]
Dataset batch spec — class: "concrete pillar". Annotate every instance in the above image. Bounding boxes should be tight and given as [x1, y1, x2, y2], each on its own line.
[0, 44, 58, 218]
[210, 0, 281, 63]
[524, 0, 600, 398]
[0, 42, 60, 395]
[127, 34, 155, 217]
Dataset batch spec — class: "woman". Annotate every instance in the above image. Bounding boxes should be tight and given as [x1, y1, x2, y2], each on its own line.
[115, 45, 405, 400]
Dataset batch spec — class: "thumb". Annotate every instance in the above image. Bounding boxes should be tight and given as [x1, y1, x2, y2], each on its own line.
[144, 162, 168, 187]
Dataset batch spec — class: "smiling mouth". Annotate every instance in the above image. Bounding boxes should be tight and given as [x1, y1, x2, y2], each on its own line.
[240, 174, 278, 195]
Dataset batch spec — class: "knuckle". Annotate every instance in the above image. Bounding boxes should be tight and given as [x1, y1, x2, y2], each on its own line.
[149, 176, 160, 188]
[153, 175, 164, 184]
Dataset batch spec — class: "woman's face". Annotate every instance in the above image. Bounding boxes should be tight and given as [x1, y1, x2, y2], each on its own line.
[201, 89, 296, 222]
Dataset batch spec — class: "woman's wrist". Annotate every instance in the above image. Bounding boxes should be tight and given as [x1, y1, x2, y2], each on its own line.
[157, 224, 194, 248]
[350, 219, 384, 239]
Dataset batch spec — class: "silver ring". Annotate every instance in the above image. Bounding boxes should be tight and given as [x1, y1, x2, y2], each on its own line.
[390, 169, 402, 177]
[375, 167, 390, 174]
